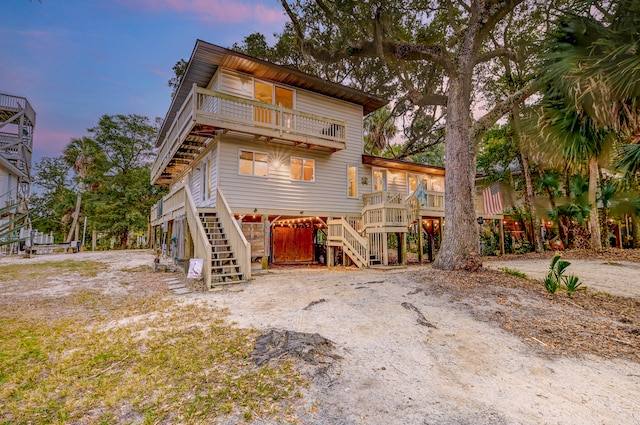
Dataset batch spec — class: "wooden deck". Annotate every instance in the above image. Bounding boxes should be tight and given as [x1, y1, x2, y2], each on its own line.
[151, 84, 347, 185]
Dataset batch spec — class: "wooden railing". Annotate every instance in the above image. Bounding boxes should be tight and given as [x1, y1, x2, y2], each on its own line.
[327, 218, 369, 268]
[152, 84, 347, 184]
[362, 192, 411, 231]
[216, 188, 251, 281]
[184, 185, 212, 287]
[0, 93, 36, 127]
[151, 185, 186, 226]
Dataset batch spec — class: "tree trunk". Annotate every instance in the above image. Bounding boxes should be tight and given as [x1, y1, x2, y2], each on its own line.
[66, 189, 82, 243]
[433, 34, 480, 270]
[588, 157, 602, 250]
[633, 214, 640, 249]
[512, 107, 543, 253]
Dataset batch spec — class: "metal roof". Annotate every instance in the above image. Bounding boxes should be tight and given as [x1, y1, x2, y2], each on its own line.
[157, 40, 389, 146]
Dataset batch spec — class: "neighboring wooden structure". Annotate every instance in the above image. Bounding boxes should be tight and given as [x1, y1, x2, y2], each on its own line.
[150, 41, 452, 288]
[0, 93, 34, 254]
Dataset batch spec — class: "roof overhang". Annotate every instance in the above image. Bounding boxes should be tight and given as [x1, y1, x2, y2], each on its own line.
[362, 154, 445, 176]
[157, 40, 389, 147]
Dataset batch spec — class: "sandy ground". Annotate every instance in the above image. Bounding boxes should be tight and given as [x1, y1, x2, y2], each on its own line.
[196, 266, 640, 425]
[3, 250, 639, 424]
[485, 258, 640, 298]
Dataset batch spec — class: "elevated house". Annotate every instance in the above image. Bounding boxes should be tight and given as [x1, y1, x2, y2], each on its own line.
[150, 40, 447, 288]
[0, 92, 34, 253]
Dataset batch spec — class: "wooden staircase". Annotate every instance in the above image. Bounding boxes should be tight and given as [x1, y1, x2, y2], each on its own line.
[199, 212, 245, 285]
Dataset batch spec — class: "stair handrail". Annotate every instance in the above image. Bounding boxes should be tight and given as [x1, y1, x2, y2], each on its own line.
[329, 217, 369, 267]
[216, 188, 251, 280]
[183, 185, 212, 287]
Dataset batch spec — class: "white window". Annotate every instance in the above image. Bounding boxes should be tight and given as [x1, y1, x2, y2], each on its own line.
[239, 150, 268, 177]
[373, 169, 386, 191]
[408, 173, 421, 193]
[347, 165, 358, 197]
[425, 175, 444, 192]
[291, 157, 314, 181]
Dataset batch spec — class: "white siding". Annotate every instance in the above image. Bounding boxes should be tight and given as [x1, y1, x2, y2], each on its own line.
[217, 69, 253, 99]
[189, 161, 202, 208]
[209, 140, 219, 207]
[198, 67, 375, 216]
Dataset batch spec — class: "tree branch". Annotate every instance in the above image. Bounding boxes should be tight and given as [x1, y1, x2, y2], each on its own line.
[478, 0, 527, 42]
[474, 47, 518, 65]
[472, 79, 540, 139]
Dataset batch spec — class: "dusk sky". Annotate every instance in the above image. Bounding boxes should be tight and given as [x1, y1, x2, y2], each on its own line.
[1, 0, 288, 164]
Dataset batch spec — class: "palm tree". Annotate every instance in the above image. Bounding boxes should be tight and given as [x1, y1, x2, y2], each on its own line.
[62, 137, 102, 244]
[364, 106, 398, 156]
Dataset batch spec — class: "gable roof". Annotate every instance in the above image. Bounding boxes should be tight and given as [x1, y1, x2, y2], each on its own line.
[157, 40, 389, 146]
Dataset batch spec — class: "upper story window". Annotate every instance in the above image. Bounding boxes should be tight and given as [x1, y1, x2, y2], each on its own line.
[239, 149, 268, 177]
[291, 157, 314, 181]
[254, 80, 294, 127]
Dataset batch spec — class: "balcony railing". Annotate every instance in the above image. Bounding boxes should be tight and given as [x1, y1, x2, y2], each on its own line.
[0, 93, 36, 127]
[152, 84, 347, 185]
[362, 191, 411, 232]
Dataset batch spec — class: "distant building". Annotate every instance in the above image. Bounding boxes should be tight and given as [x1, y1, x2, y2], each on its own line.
[0, 92, 34, 252]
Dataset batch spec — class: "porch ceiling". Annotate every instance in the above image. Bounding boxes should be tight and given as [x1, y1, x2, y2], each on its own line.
[362, 155, 446, 176]
[157, 40, 388, 147]
[156, 133, 211, 185]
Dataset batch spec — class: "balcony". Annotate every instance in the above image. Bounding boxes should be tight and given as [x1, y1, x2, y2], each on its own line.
[152, 84, 347, 185]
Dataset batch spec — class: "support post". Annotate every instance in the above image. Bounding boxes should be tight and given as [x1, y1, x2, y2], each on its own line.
[499, 218, 505, 255]
[400, 232, 407, 265]
[382, 233, 388, 266]
[418, 221, 424, 264]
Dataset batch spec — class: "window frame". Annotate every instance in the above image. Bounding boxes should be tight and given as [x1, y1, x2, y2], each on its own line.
[290, 156, 315, 182]
[238, 149, 269, 178]
[347, 164, 358, 198]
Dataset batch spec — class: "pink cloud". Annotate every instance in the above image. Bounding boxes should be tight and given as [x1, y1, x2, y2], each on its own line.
[32, 129, 78, 158]
[122, 0, 286, 25]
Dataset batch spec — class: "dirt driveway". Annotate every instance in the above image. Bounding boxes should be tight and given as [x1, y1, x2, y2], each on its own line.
[3, 250, 639, 424]
[485, 258, 640, 298]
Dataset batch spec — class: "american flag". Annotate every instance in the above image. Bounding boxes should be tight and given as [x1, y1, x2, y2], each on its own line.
[483, 182, 503, 216]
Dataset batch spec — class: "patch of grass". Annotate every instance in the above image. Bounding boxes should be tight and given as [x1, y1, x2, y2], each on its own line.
[120, 264, 152, 273]
[0, 260, 104, 282]
[0, 295, 304, 424]
[498, 267, 528, 279]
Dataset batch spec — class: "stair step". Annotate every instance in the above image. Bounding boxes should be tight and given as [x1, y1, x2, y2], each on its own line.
[212, 258, 237, 264]
[209, 280, 246, 288]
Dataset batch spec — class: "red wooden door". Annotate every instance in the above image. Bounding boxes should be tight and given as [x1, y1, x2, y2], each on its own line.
[272, 226, 315, 263]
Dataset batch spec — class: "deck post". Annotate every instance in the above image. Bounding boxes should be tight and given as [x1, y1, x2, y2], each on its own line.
[382, 233, 388, 266]
[399, 232, 407, 265]
[418, 220, 424, 264]
[499, 218, 505, 255]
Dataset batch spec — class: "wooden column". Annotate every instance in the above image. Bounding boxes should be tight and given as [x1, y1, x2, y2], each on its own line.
[262, 215, 270, 269]
[400, 232, 407, 265]
[499, 218, 505, 255]
[382, 233, 388, 266]
[418, 221, 424, 264]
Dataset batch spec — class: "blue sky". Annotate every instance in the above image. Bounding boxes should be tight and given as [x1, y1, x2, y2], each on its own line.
[1, 0, 288, 164]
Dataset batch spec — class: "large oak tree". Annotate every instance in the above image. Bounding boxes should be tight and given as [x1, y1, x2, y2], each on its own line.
[281, 0, 559, 269]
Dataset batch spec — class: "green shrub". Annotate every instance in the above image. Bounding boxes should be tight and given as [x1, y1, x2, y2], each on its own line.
[544, 253, 584, 296]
